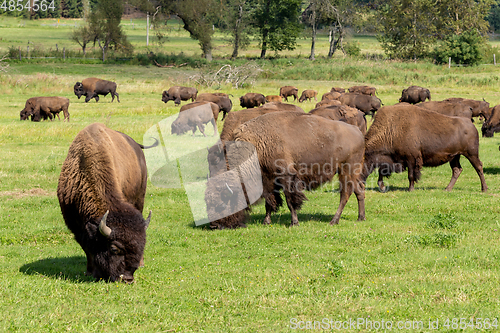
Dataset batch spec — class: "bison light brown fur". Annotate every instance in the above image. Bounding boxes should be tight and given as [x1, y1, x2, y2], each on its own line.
[279, 86, 299, 102]
[299, 89, 318, 103]
[348, 85, 376, 96]
[20, 96, 70, 122]
[57, 123, 152, 283]
[444, 97, 490, 119]
[162, 86, 198, 106]
[310, 105, 367, 135]
[315, 99, 341, 109]
[339, 93, 382, 116]
[416, 101, 473, 119]
[362, 104, 487, 192]
[74, 78, 119, 103]
[172, 102, 218, 137]
[265, 95, 282, 103]
[196, 93, 233, 120]
[206, 112, 366, 229]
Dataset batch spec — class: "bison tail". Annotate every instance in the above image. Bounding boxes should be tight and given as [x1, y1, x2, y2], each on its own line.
[140, 137, 160, 149]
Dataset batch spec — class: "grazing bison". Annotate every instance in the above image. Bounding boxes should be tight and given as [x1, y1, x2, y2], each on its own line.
[239, 93, 266, 108]
[260, 102, 304, 113]
[416, 101, 472, 119]
[196, 93, 233, 120]
[348, 85, 377, 96]
[315, 99, 341, 109]
[205, 112, 366, 229]
[482, 105, 500, 137]
[339, 93, 382, 116]
[443, 97, 489, 119]
[74, 78, 120, 103]
[20, 96, 70, 122]
[321, 91, 342, 101]
[265, 95, 282, 103]
[57, 123, 154, 283]
[279, 86, 299, 102]
[331, 87, 346, 93]
[399, 86, 431, 104]
[298, 89, 318, 103]
[310, 105, 367, 135]
[362, 104, 487, 192]
[171, 102, 218, 137]
[161, 86, 198, 106]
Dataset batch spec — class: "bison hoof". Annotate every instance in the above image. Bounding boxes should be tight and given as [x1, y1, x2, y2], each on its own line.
[262, 216, 271, 225]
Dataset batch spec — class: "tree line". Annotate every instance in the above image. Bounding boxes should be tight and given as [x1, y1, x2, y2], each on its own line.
[4, 0, 500, 64]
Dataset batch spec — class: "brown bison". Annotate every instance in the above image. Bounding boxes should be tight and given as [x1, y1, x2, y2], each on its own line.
[298, 89, 318, 103]
[443, 97, 489, 119]
[362, 104, 487, 192]
[57, 123, 154, 283]
[279, 86, 299, 102]
[399, 86, 431, 104]
[331, 87, 346, 93]
[196, 93, 233, 120]
[416, 101, 472, 119]
[20, 96, 70, 122]
[321, 91, 342, 101]
[265, 95, 282, 103]
[310, 105, 367, 135]
[205, 112, 366, 229]
[482, 105, 500, 137]
[348, 85, 376, 96]
[259, 102, 304, 113]
[171, 102, 218, 137]
[74, 78, 119, 103]
[161, 86, 198, 106]
[339, 93, 382, 116]
[315, 99, 341, 109]
[239, 93, 266, 108]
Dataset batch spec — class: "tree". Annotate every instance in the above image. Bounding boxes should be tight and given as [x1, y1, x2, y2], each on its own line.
[70, 24, 93, 55]
[252, 0, 302, 59]
[434, 0, 495, 36]
[434, 30, 486, 66]
[88, 0, 133, 61]
[220, 0, 253, 59]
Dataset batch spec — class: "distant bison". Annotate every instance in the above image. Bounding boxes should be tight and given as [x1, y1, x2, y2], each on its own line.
[339, 93, 382, 116]
[20, 96, 70, 122]
[239, 93, 266, 108]
[331, 87, 345, 93]
[279, 86, 299, 102]
[399, 86, 431, 104]
[171, 102, 218, 137]
[205, 112, 366, 229]
[443, 97, 489, 119]
[482, 104, 500, 137]
[196, 93, 233, 120]
[298, 89, 318, 103]
[416, 101, 472, 119]
[57, 123, 154, 283]
[310, 104, 367, 135]
[74, 78, 119, 103]
[162, 86, 198, 106]
[362, 104, 487, 192]
[348, 85, 376, 96]
[265, 95, 282, 103]
[321, 91, 342, 101]
[315, 99, 341, 109]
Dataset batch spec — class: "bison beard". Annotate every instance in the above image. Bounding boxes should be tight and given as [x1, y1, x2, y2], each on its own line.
[362, 104, 488, 192]
[57, 123, 153, 283]
[205, 112, 366, 229]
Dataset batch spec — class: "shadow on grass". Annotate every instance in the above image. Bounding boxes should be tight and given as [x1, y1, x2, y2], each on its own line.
[20, 256, 95, 283]
[249, 212, 341, 227]
[484, 167, 500, 175]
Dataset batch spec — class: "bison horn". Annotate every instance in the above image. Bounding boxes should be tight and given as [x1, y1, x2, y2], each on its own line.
[99, 210, 112, 237]
[145, 210, 152, 229]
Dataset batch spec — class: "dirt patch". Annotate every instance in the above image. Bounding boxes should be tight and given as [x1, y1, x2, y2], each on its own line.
[0, 188, 55, 198]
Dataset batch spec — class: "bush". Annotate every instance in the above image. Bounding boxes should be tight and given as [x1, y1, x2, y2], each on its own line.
[344, 41, 361, 57]
[433, 30, 486, 66]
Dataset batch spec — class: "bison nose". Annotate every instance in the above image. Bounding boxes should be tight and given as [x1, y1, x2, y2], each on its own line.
[119, 274, 135, 284]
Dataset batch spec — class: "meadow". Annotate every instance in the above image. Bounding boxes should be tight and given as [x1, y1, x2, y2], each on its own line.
[0, 17, 500, 332]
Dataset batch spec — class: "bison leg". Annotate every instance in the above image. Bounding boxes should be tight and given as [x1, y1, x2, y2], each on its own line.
[211, 119, 217, 136]
[445, 155, 463, 191]
[461, 154, 488, 192]
[112, 91, 120, 103]
[330, 172, 355, 225]
[263, 201, 273, 225]
[195, 123, 206, 137]
[282, 176, 306, 227]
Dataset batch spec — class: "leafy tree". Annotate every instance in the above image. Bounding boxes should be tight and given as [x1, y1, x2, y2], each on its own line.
[70, 24, 93, 55]
[220, 0, 253, 59]
[252, 0, 302, 59]
[433, 30, 486, 66]
[487, 3, 500, 32]
[61, 0, 83, 17]
[434, 0, 494, 37]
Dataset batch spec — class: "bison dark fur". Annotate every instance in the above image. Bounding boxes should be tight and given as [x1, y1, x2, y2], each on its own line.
[74, 78, 120, 103]
[279, 86, 298, 102]
[348, 85, 377, 96]
[339, 93, 382, 116]
[196, 93, 233, 120]
[20, 96, 69, 122]
[57, 123, 153, 283]
[162, 86, 198, 106]
[416, 101, 473, 119]
[482, 104, 500, 137]
[399, 86, 431, 104]
[310, 105, 367, 135]
[362, 104, 487, 192]
[240, 93, 266, 108]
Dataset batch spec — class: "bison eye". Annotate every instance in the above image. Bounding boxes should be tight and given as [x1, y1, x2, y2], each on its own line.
[110, 244, 122, 255]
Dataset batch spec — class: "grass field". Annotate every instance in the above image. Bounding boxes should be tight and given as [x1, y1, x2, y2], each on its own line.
[1, 18, 500, 332]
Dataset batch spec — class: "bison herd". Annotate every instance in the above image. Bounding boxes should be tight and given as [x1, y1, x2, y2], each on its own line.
[23, 78, 497, 283]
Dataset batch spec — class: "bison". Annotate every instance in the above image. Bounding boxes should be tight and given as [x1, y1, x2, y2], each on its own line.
[315, 99, 341, 109]
[20, 96, 70, 122]
[161, 86, 198, 106]
[265, 95, 282, 103]
[279, 86, 299, 102]
[416, 101, 473, 119]
[348, 85, 377, 96]
[482, 104, 500, 137]
[196, 93, 233, 120]
[74, 78, 120, 103]
[171, 101, 218, 137]
[399, 86, 431, 104]
[331, 87, 346, 93]
[298, 89, 318, 103]
[443, 97, 489, 119]
[239, 93, 266, 108]
[338, 93, 382, 116]
[205, 112, 366, 229]
[57, 123, 155, 283]
[310, 105, 367, 135]
[362, 104, 487, 193]
[321, 91, 342, 101]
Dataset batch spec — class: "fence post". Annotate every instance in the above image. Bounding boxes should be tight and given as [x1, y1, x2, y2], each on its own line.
[27, 45, 29, 59]
[494, 54, 496, 66]
[19, 46, 21, 61]
[63, 47, 65, 60]
[448, 57, 451, 68]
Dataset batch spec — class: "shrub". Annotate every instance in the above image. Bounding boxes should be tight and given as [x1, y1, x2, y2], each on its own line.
[344, 41, 361, 57]
[433, 30, 485, 66]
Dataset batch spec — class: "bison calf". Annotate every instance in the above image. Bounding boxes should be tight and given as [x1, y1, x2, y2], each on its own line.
[298, 89, 318, 103]
[363, 104, 487, 192]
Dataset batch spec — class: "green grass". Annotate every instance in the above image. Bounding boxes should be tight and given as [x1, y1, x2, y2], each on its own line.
[1, 52, 500, 331]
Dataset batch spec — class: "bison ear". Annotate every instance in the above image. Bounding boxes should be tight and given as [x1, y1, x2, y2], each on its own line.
[145, 210, 152, 229]
[99, 210, 112, 238]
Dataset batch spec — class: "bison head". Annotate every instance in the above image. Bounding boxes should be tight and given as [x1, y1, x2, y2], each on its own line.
[162, 91, 172, 103]
[20, 109, 31, 120]
[171, 119, 191, 135]
[74, 82, 84, 99]
[89, 210, 151, 283]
